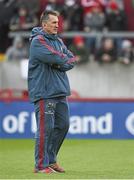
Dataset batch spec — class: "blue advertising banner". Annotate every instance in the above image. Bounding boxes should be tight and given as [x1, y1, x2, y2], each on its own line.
[0, 100, 134, 139]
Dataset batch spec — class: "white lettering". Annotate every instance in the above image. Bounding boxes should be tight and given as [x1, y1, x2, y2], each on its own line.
[31, 112, 37, 133]
[125, 112, 134, 135]
[97, 113, 112, 134]
[3, 115, 18, 133]
[2, 112, 113, 135]
[18, 112, 29, 133]
[83, 116, 97, 134]
[69, 113, 113, 135]
[69, 116, 82, 134]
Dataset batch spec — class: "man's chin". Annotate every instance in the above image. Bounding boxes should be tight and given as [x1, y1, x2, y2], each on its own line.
[50, 31, 58, 35]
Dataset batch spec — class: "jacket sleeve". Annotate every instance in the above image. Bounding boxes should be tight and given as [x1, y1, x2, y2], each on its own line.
[53, 38, 77, 71]
[30, 37, 69, 65]
[58, 63, 75, 71]
[51, 60, 76, 72]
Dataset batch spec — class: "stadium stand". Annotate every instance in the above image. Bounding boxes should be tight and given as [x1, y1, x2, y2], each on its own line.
[0, 0, 134, 98]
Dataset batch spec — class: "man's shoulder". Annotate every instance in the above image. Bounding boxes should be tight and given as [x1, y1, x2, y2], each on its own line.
[31, 34, 43, 41]
[31, 35, 48, 46]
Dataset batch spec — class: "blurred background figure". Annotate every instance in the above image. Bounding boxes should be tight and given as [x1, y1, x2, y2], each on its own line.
[40, 0, 62, 13]
[9, 6, 38, 32]
[16, 0, 39, 15]
[96, 38, 117, 63]
[69, 36, 90, 65]
[61, 0, 83, 31]
[0, 0, 16, 53]
[83, 2, 106, 54]
[43, 0, 59, 11]
[105, 0, 127, 51]
[81, 0, 106, 15]
[118, 39, 134, 65]
[106, 0, 127, 31]
[5, 36, 28, 61]
[84, 2, 106, 32]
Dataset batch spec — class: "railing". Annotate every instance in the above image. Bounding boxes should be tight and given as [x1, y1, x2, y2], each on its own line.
[1, 88, 134, 102]
[0, 89, 80, 101]
[9, 31, 134, 38]
[0, 89, 29, 101]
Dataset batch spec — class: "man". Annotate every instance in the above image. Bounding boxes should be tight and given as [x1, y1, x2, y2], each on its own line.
[28, 10, 76, 174]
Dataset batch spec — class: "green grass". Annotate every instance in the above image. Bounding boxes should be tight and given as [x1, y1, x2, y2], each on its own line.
[0, 139, 134, 179]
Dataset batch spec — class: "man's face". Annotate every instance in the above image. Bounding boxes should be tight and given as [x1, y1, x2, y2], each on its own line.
[43, 14, 59, 35]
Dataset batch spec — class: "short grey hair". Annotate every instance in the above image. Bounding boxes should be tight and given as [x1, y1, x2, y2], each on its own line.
[40, 10, 59, 24]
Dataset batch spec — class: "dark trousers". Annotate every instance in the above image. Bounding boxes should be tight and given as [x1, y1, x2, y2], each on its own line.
[34, 97, 69, 169]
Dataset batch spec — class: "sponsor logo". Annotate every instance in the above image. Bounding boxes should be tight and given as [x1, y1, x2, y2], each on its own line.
[2, 112, 36, 134]
[69, 113, 112, 134]
[1, 110, 134, 137]
[1, 112, 112, 135]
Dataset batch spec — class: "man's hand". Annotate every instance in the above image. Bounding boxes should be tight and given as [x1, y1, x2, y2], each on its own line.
[51, 64, 61, 69]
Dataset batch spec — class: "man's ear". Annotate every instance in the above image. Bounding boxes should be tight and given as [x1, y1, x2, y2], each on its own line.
[42, 22, 46, 28]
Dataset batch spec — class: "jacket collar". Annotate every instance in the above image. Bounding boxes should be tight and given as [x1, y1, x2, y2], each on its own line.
[30, 27, 58, 41]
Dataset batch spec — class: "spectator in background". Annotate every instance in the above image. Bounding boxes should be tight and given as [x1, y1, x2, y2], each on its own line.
[61, 0, 83, 31]
[118, 40, 134, 65]
[81, 0, 106, 15]
[5, 36, 28, 61]
[83, 2, 106, 53]
[39, 0, 63, 14]
[84, 3, 105, 32]
[69, 3, 83, 31]
[44, 0, 60, 11]
[69, 36, 90, 64]
[96, 38, 117, 63]
[106, 1, 127, 31]
[105, 0, 127, 50]
[16, 0, 40, 15]
[0, 0, 16, 53]
[9, 6, 38, 31]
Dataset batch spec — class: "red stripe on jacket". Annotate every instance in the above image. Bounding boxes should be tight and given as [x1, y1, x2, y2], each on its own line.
[67, 56, 77, 64]
[38, 35, 66, 58]
[38, 35, 76, 64]
[38, 99, 45, 169]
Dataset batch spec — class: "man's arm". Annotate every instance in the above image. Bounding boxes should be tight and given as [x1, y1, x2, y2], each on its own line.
[51, 38, 77, 71]
[51, 57, 77, 72]
[30, 36, 70, 65]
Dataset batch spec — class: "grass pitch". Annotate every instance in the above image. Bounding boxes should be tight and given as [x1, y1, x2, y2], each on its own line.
[0, 139, 134, 179]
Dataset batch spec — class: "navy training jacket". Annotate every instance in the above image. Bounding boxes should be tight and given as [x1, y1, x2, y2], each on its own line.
[28, 27, 76, 103]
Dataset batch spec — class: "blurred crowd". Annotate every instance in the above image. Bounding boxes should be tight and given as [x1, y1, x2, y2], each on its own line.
[0, 0, 134, 65]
